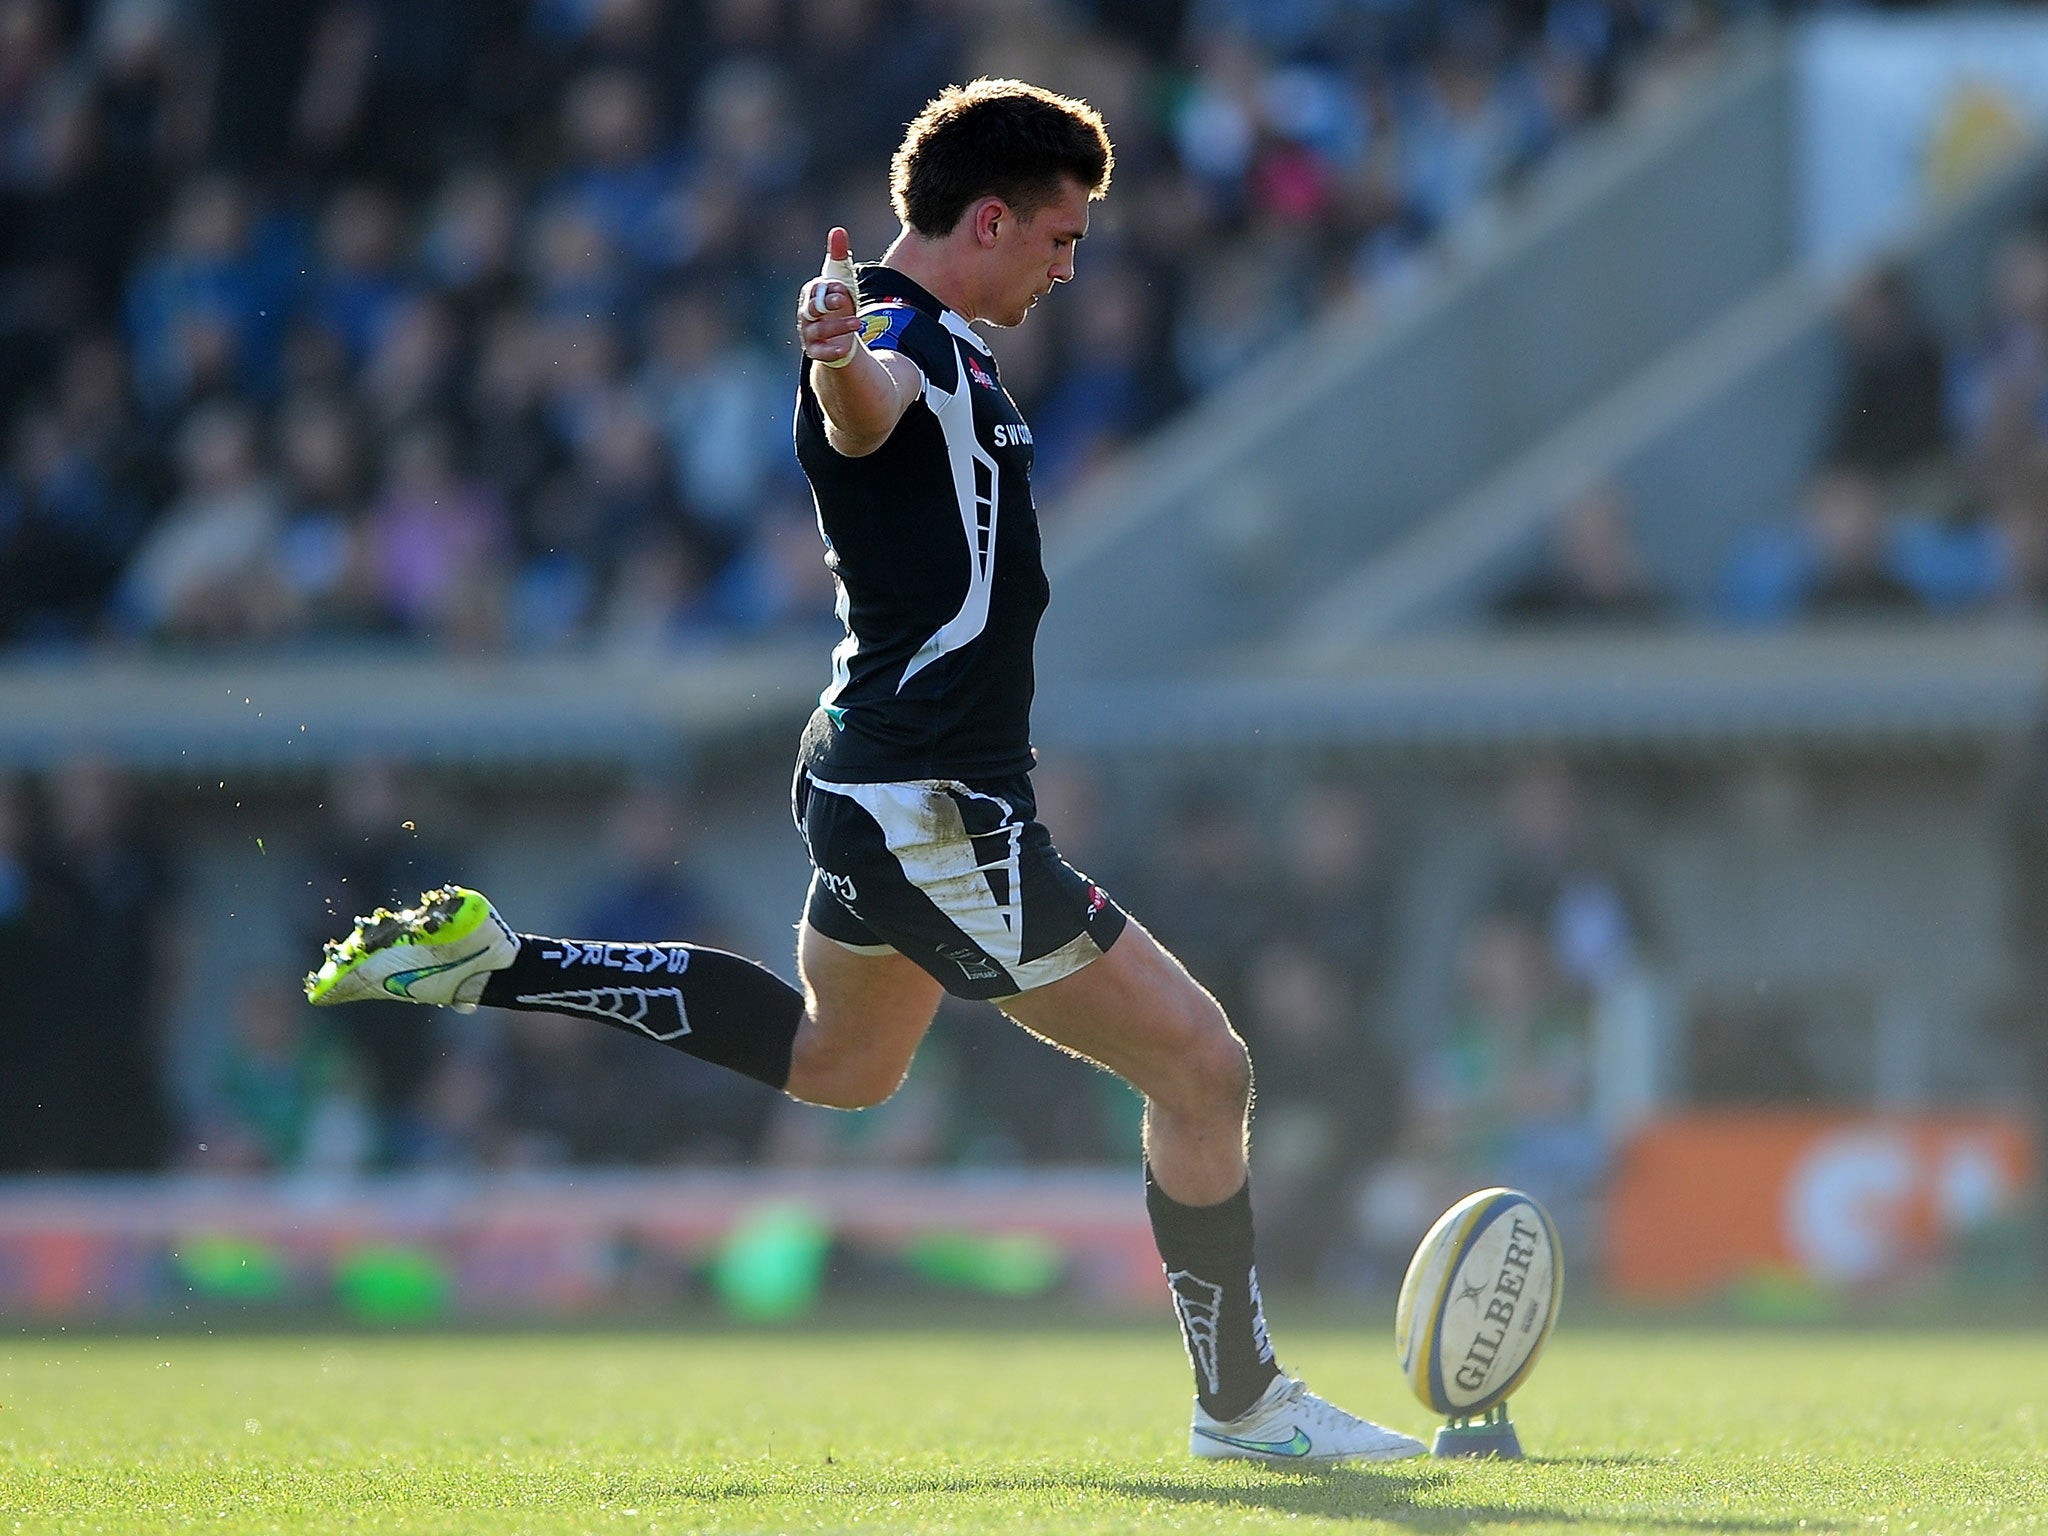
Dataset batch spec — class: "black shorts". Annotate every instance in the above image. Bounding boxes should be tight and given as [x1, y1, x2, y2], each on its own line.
[793, 765, 1128, 1000]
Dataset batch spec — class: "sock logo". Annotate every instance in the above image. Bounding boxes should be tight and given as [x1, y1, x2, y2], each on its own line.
[538, 943, 690, 975]
[516, 987, 691, 1043]
[1167, 1269, 1225, 1395]
[1248, 1264, 1275, 1366]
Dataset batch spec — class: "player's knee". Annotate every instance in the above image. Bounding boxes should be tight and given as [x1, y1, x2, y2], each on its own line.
[788, 1022, 909, 1110]
[808, 1064, 904, 1111]
[1158, 994, 1250, 1118]
[1191, 1022, 1252, 1117]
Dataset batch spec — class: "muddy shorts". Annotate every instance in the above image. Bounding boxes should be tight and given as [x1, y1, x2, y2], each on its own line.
[793, 765, 1128, 1000]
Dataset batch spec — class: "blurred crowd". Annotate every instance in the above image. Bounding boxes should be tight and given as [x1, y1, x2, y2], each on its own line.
[1493, 205, 2048, 629]
[0, 0, 1708, 653]
[0, 748, 1658, 1291]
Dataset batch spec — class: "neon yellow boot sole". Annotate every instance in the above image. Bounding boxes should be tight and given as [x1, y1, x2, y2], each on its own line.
[304, 884, 517, 1013]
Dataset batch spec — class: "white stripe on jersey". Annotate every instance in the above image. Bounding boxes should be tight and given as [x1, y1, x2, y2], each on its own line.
[898, 335, 1000, 690]
[821, 548, 856, 709]
[941, 309, 993, 355]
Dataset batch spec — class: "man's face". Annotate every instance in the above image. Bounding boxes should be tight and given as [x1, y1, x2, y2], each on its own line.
[985, 177, 1089, 327]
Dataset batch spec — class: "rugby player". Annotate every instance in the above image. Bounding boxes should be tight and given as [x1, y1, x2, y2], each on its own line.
[307, 78, 1424, 1466]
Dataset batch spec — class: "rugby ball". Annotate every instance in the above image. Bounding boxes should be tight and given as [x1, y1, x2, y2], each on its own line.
[1395, 1187, 1562, 1418]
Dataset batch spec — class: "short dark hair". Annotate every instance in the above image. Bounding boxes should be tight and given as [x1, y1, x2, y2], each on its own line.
[890, 78, 1113, 239]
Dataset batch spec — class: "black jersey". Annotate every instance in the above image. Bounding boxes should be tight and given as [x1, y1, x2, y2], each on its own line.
[794, 265, 1048, 783]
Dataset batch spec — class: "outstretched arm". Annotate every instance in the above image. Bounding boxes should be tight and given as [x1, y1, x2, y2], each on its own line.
[796, 227, 923, 458]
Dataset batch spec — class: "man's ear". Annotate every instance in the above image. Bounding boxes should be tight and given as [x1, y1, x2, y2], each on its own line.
[971, 197, 1008, 249]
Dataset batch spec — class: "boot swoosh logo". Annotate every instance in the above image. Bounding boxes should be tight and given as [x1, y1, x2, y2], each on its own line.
[384, 946, 489, 998]
[1196, 1426, 1313, 1457]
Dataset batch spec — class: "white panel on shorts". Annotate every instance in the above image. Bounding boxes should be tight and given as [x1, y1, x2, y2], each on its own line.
[813, 777, 1025, 970]
[805, 775, 1112, 995]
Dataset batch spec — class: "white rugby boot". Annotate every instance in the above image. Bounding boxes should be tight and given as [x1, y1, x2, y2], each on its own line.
[304, 884, 518, 1014]
[1191, 1374, 1428, 1465]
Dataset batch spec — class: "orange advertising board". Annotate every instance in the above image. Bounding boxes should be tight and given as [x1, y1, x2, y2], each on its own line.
[1606, 1110, 2035, 1298]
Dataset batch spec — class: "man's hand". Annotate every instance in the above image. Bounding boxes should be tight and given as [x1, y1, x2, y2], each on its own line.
[798, 227, 863, 368]
[798, 228, 922, 457]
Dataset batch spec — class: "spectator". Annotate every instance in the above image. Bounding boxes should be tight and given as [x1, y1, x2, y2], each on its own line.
[467, 308, 564, 517]
[418, 168, 521, 320]
[1827, 263, 1949, 481]
[1174, 241, 1300, 397]
[120, 401, 288, 641]
[1, 391, 146, 646]
[522, 389, 688, 645]
[701, 492, 839, 636]
[307, 183, 416, 371]
[526, 200, 631, 324]
[553, 68, 689, 274]
[1399, 30, 1535, 238]
[1031, 259, 1156, 494]
[273, 388, 382, 637]
[492, 1009, 685, 1165]
[360, 294, 462, 431]
[12, 760, 172, 1171]
[1493, 481, 1671, 626]
[1721, 465, 1924, 625]
[1126, 783, 1265, 1025]
[1484, 760, 1643, 996]
[1238, 935, 1400, 1284]
[1889, 450, 2048, 617]
[1800, 467, 1926, 619]
[1951, 226, 2048, 490]
[365, 418, 510, 644]
[597, 525, 715, 651]
[1684, 991, 1822, 1106]
[122, 173, 279, 413]
[1264, 775, 1396, 1002]
[1406, 913, 1600, 1221]
[205, 977, 368, 1174]
[638, 288, 787, 542]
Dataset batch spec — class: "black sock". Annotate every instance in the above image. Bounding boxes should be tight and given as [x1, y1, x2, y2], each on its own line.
[479, 934, 801, 1090]
[1145, 1165, 1282, 1421]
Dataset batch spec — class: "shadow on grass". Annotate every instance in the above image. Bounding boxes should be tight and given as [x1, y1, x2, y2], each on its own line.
[624, 1463, 1813, 1532]
[1088, 1467, 1809, 1532]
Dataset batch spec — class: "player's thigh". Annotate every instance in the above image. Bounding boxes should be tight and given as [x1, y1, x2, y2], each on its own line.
[996, 917, 1248, 1110]
[789, 919, 944, 1105]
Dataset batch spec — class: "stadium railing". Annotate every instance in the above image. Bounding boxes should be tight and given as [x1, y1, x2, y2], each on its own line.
[0, 639, 819, 773]
[0, 1168, 1160, 1323]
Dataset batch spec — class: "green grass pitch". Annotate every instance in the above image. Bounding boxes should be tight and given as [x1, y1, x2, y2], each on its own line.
[4, 1323, 2046, 1534]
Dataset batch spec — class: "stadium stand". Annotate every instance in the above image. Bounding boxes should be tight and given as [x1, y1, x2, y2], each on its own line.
[1, 0, 1703, 657]
[5, 2, 2047, 1309]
